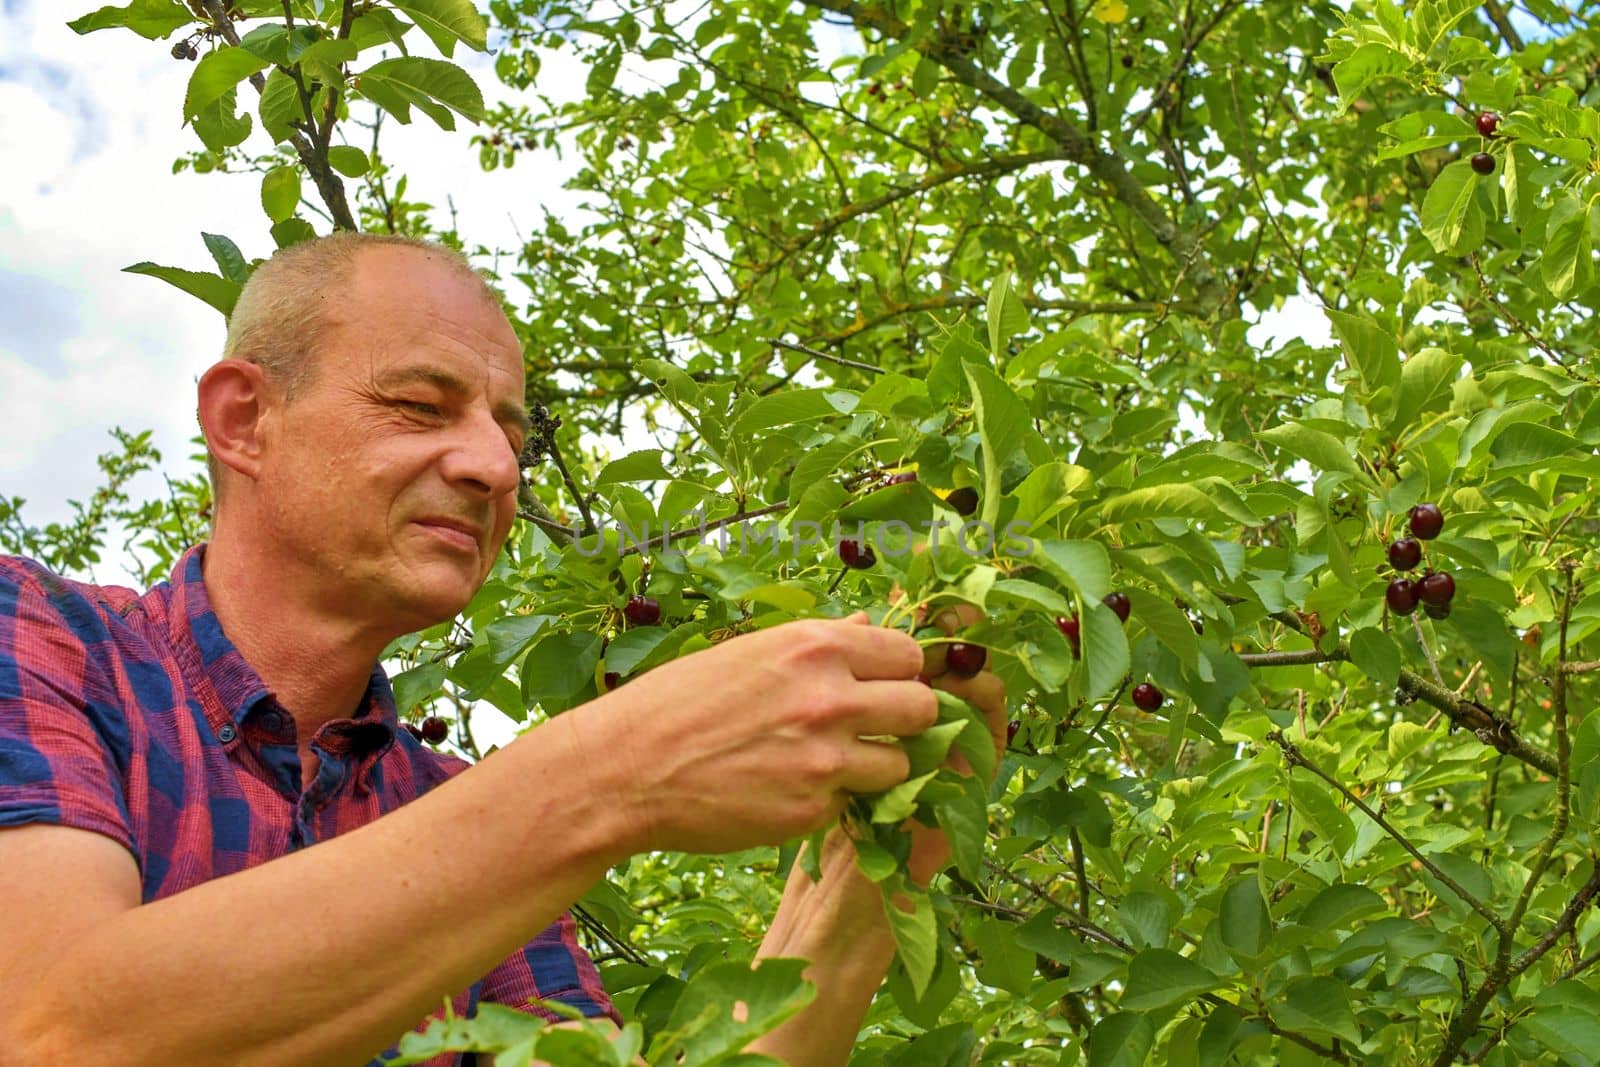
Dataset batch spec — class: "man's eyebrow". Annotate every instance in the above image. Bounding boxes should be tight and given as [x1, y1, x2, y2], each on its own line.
[374, 366, 532, 439]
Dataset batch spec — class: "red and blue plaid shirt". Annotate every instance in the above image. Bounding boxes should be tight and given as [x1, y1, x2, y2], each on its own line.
[0, 544, 617, 1064]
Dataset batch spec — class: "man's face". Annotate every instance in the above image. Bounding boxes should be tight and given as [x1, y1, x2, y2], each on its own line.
[255, 247, 529, 635]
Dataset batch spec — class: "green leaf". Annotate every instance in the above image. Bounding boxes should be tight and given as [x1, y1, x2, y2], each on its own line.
[1332, 42, 1408, 103]
[1126, 587, 1199, 670]
[260, 166, 301, 224]
[988, 578, 1074, 618]
[1118, 891, 1173, 950]
[968, 916, 1036, 995]
[962, 361, 1030, 525]
[391, 661, 446, 714]
[1517, 984, 1600, 1056]
[259, 68, 309, 144]
[184, 46, 271, 123]
[122, 262, 240, 318]
[931, 774, 988, 881]
[1419, 160, 1480, 254]
[869, 770, 937, 825]
[1087, 1013, 1154, 1067]
[985, 271, 1028, 358]
[68, 0, 191, 39]
[484, 614, 554, 666]
[884, 887, 939, 998]
[520, 631, 603, 707]
[903, 721, 967, 778]
[1391, 347, 1461, 431]
[1326, 308, 1400, 396]
[201, 233, 250, 286]
[1414, 0, 1489, 53]
[730, 388, 854, 437]
[851, 839, 899, 883]
[326, 145, 370, 177]
[1030, 539, 1112, 602]
[1120, 948, 1220, 1010]
[596, 450, 673, 484]
[390, 0, 488, 56]
[1101, 481, 1220, 525]
[356, 56, 485, 129]
[1275, 976, 1363, 1045]
[658, 958, 816, 1063]
[1255, 422, 1363, 477]
[1543, 195, 1592, 298]
[1218, 877, 1272, 960]
[1348, 627, 1402, 688]
[270, 218, 316, 250]
[191, 85, 253, 152]
[587, 44, 622, 97]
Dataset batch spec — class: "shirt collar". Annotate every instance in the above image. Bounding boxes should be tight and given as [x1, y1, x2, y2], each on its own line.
[165, 543, 399, 738]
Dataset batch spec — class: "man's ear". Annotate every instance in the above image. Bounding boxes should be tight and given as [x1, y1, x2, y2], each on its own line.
[197, 359, 273, 485]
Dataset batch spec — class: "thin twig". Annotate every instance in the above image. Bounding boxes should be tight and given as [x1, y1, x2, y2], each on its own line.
[1268, 731, 1505, 932]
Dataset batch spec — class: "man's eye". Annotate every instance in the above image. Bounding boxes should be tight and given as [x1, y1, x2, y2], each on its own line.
[401, 401, 442, 416]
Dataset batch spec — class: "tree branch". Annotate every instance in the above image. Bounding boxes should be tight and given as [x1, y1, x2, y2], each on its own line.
[800, 0, 1228, 315]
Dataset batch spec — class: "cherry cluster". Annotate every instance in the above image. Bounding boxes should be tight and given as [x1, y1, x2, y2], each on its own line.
[1385, 503, 1456, 619]
[1054, 592, 1165, 710]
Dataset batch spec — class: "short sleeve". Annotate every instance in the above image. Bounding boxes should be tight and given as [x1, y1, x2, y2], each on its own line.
[0, 559, 136, 857]
[372, 912, 620, 1067]
[479, 909, 620, 1024]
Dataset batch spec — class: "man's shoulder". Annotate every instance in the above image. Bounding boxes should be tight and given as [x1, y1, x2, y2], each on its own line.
[0, 555, 154, 650]
[392, 731, 482, 789]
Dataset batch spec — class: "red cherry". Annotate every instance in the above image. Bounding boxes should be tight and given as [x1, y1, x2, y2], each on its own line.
[884, 471, 918, 486]
[1102, 591, 1131, 624]
[1476, 111, 1501, 137]
[603, 671, 620, 689]
[1056, 615, 1081, 655]
[838, 539, 876, 569]
[1418, 571, 1456, 606]
[1006, 720, 1021, 746]
[420, 716, 449, 743]
[945, 642, 987, 678]
[1424, 600, 1452, 620]
[1386, 578, 1419, 616]
[624, 595, 661, 626]
[1471, 152, 1495, 175]
[1131, 683, 1163, 712]
[1388, 538, 1422, 571]
[945, 487, 979, 516]
[1409, 503, 1444, 540]
[403, 722, 424, 741]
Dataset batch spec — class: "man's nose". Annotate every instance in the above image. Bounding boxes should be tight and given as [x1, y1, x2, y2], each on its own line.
[441, 408, 522, 497]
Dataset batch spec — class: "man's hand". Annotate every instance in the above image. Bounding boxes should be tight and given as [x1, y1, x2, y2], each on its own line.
[581, 612, 938, 857]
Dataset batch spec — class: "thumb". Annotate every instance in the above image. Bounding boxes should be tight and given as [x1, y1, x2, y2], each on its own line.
[841, 610, 871, 624]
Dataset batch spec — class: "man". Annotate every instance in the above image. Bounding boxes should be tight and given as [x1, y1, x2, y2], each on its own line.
[0, 233, 1006, 1066]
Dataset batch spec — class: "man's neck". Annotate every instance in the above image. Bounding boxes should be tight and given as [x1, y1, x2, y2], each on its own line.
[200, 523, 393, 740]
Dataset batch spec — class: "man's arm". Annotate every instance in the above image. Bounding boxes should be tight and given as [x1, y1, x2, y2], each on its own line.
[2, 613, 935, 1067]
[1, 708, 634, 1067]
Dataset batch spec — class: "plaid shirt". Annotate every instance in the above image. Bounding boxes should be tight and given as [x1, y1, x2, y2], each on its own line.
[0, 544, 617, 1064]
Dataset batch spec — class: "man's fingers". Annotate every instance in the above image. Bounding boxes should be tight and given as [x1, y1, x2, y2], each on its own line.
[826, 617, 924, 681]
[839, 738, 914, 795]
[934, 671, 1008, 731]
[930, 603, 984, 635]
[849, 679, 941, 737]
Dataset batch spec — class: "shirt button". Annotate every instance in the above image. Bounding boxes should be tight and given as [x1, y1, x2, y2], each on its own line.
[217, 724, 237, 743]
